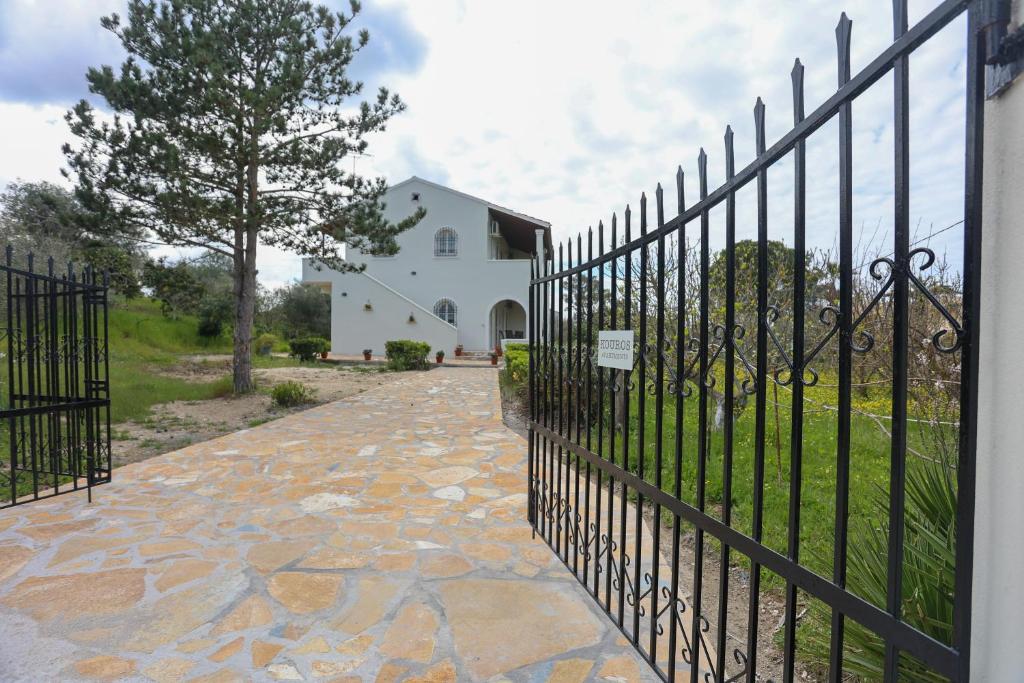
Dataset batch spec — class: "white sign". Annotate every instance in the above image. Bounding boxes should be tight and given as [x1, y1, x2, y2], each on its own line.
[597, 330, 635, 370]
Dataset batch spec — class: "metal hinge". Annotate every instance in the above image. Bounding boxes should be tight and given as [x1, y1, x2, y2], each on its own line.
[982, 0, 1023, 97]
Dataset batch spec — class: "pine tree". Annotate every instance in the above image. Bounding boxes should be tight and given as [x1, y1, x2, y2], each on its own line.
[64, 0, 424, 392]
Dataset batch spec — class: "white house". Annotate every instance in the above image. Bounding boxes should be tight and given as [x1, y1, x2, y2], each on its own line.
[302, 176, 551, 356]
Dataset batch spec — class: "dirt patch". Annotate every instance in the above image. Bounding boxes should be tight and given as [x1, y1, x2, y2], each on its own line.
[113, 362, 410, 467]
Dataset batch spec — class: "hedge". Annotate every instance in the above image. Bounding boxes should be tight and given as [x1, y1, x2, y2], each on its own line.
[289, 336, 329, 362]
[384, 339, 431, 370]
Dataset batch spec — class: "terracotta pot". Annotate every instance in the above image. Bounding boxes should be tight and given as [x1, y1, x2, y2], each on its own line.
[363, 352, 372, 361]
[494, 346, 503, 357]
[454, 347, 463, 356]
[490, 356, 498, 366]
[320, 351, 329, 359]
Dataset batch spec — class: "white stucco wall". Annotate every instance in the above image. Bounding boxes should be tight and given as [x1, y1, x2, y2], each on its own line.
[303, 178, 543, 354]
[971, 6, 1023, 680]
[303, 264, 457, 357]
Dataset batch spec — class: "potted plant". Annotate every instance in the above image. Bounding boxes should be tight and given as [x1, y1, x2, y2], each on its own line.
[435, 350, 445, 364]
[489, 351, 498, 366]
[362, 349, 373, 361]
[454, 344, 464, 357]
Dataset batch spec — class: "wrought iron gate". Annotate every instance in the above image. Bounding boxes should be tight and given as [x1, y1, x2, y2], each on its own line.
[527, 1, 988, 680]
[1, 247, 112, 509]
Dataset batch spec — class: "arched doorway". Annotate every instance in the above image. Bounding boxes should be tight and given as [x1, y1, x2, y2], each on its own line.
[489, 299, 526, 350]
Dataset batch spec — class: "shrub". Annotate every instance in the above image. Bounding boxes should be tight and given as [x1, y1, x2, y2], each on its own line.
[289, 336, 329, 362]
[197, 293, 232, 338]
[801, 454, 957, 680]
[254, 333, 278, 356]
[270, 380, 316, 407]
[384, 339, 430, 370]
[501, 344, 529, 405]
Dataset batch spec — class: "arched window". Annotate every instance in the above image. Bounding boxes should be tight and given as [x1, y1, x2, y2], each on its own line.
[434, 227, 458, 257]
[433, 298, 457, 326]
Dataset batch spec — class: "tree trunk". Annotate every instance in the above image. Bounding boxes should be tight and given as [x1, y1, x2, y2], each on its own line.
[233, 135, 260, 393]
[232, 271, 256, 392]
[232, 235, 257, 393]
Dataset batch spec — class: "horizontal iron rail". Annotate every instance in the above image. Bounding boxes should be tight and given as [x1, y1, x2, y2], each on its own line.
[1, 398, 110, 419]
[0, 266, 107, 289]
[531, 0, 969, 286]
[529, 421, 960, 678]
[0, 479, 111, 510]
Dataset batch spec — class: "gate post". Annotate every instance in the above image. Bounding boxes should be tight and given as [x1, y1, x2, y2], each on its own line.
[972, 2, 1023, 679]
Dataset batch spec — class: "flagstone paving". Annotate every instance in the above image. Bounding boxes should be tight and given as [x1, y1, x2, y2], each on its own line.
[0, 367, 657, 682]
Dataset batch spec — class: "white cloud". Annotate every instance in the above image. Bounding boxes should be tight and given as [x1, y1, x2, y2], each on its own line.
[0, 0, 972, 284]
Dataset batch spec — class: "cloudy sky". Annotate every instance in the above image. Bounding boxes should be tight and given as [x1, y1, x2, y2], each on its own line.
[0, 0, 969, 287]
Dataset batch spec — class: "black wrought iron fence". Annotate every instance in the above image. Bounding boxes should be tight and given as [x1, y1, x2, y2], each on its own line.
[1, 246, 112, 509]
[527, 0, 986, 680]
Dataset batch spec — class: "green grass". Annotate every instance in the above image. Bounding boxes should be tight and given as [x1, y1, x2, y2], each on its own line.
[106, 298, 233, 423]
[541, 371, 958, 595]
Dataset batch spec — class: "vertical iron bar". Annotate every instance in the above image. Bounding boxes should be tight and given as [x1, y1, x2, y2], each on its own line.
[632, 195, 647, 646]
[619, 207, 632, 630]
[667, 168, 686, 683]
[47, 259, 57, 492]
[608, 215, 618, 612]
[584, 228, 594, 589]
[829, 13, 854, 681]
[746, 97, 770, 680]
[15, 276, 25, 481]
[545, 248, 553, 543]
[574, 234, 583, 574]
[529, 258, 536, 529]
[954, 3, 983, 680]
[884, 1, 910, 678]
[690, 148, 710, 683]
[538, 253, 545, 537]
[25, 254, 38, 499]
[564, 240, 572, 562]
[83, 266, 95, 501]
[561, 242, 569, 565]
[5, 247, 16, 504]
[563, 241, 572, 562]
[717, 126, 737, 681]
[650, 184, 666, 662]
[783, 58, 807, 683]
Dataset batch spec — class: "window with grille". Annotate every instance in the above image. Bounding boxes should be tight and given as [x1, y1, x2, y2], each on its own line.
[434, 227, 457, 257]
[433, 298, 457, 326]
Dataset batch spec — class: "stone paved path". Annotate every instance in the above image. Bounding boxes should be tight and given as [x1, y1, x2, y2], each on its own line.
[0, 367, 656, 682]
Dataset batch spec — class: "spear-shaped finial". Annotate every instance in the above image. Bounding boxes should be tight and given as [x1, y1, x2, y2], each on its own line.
[697, 148, 708, 198]
[724, 126, 735, 179]
[792, 59, 805, 125]
[754, 98, 766, 156]
[5, 244, 12, 267]
[624, 204, 632, 242]
[676, 166, 685, 214]
[655, 183, 665, 227]
[836, 13, 852, 86]
[639, 193, 647, 236]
